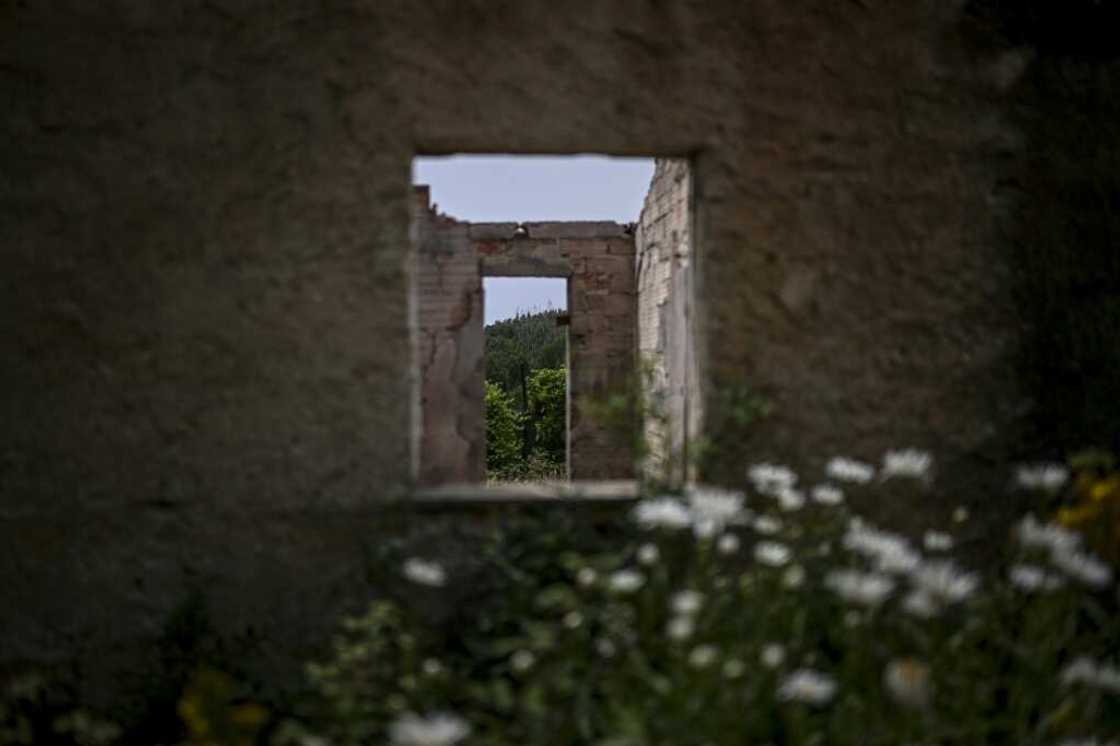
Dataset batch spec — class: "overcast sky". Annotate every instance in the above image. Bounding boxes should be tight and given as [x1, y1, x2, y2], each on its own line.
[413, 155, 654, 324]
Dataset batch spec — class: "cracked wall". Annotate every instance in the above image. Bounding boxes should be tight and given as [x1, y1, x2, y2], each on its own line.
[636, 159, 699, 487]
[412, 187, 486, 485]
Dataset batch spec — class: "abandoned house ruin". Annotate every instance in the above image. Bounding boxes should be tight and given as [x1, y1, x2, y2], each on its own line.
[4, 0, 1119, 703]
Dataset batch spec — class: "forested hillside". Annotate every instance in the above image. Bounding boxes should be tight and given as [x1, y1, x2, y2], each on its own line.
[484, 310, 567, 480]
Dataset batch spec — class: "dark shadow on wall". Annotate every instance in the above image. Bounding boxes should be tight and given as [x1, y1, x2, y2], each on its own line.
[962, 0, 1120, 458]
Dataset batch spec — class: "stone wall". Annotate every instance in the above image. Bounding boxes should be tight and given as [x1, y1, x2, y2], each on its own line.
[3, 0, 1118, 701]
[635, 159, 699, 486]
[413, 188, 485, 485]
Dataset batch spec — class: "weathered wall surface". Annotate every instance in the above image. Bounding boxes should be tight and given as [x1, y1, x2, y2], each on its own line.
[957, 0, 1120, 461]
[636, 159, 699, 486]
[3, 0, 1117, 698]
[413, 189, 485, 485]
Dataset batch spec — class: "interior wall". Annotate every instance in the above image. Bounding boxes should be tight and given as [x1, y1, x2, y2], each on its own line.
[413, 189, 486, 485]
[635, 159, 699, 486]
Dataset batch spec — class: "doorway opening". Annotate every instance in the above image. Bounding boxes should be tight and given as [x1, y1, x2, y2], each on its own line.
[483, 277, 569, 483]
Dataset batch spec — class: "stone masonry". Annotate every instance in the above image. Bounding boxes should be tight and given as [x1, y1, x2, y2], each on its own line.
[635, 159, 700, 486]
[412, 187, 485, 485]
[413, 189, 636, 483]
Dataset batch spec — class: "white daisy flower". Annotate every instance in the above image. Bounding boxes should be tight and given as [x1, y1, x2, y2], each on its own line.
[576, 567, 598, 587]
[389, 712, 471, 746]
[510, 650, 535, 673]
[881, 449, 932, 480]
[632, 497, 692, 530]
[843, 521, 921, 574]
[1015, 463, 1070, 491]
[717, 533, 741, 555]
[1050, 548, 1113, 589]
[636, 543, 660, 565]
[402, 558, 447, 587]
[909, 560, 979, 604]
[901, 590, 940, 619]
[761, 643, 785, 669]
[775, 486, 806, 512]
[667, 615, 695, 641]
[693, 518, 718, 540]
[562, 610, 583, 629]
[952, 506, 970, 523]
[753, 516, 782, 535]
[883, 658, 931, 709]
[777, 669, 837, 705]
[1008, 563, 1064, 592]
[688, 644, 718, 669]
[754, 541, 792, 567]
[824, 569, 895, 606]
[607, 569, 645, 593]
[782, 565, 806, 589]
[595, 638, 617, 658]
[1017, 514, 1081, 555]
[748, 463, 798, 495]
[825, 457, 875, 484]
[671, 590, 704, 616]
[688, 485, 748, 528]
[810, 484, 844, 506]
[1060, 656, 1120, 694]
[722, 658, 746, 679]
[923, 531, 953, 551]
[1016, 515, 1112, 587]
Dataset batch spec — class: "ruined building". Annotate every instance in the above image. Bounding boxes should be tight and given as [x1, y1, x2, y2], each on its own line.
[3, 0, 1119, 699]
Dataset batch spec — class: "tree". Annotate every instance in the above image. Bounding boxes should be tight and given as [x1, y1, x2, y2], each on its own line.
[484, 381, 522, 476]
[484, 310, 566, 406]
[526, 367, 566, 467]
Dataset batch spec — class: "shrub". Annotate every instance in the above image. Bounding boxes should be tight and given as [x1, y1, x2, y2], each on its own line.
[525, 367, 566, 467]
[286, 452, 1119, 745]
[485, 381, 522, 476]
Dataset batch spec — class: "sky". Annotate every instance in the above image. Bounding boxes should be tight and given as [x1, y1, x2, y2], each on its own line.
[413, 155, 654, 324]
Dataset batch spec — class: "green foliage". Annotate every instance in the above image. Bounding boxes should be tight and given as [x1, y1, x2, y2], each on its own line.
[526, 367, 566, 466]
[276, 459, 1120, 746]
[485, 381, 522, 476]
[484, 311, 568, 481]
[6, 456, 1120, 745]
[178, 668, 269, 746]
[695, 381, 773, 482]
[484, 311, 566, 409]
[485, 369, 568, 482]
[0, 674, 120, 746]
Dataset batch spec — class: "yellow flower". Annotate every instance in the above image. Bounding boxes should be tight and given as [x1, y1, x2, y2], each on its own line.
[230, 703, 269, 729]
[1057, 503, 1100, 528]
[177, 699, 209, 737]
[1089, 476, 1120, 502]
